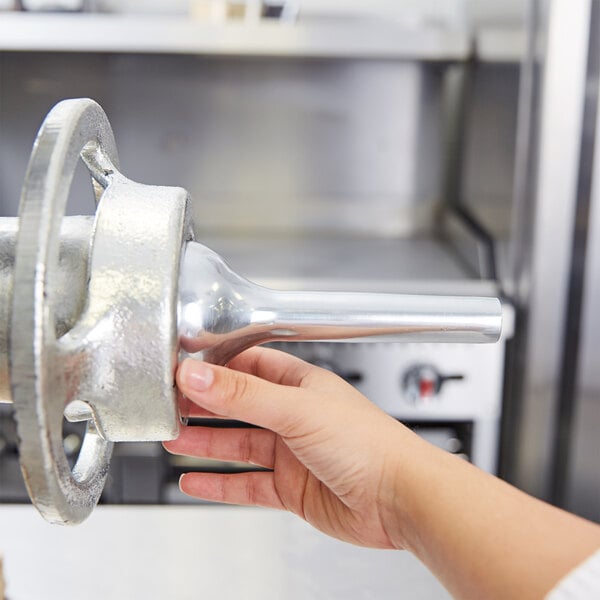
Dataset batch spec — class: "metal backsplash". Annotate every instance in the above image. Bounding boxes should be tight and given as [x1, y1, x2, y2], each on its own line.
[0, 52, 517, 241]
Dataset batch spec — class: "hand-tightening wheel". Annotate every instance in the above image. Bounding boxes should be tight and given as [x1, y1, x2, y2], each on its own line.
[10, 100, 118, 525]
[2, 99, 192, 524]
[0, 99, 503, 525]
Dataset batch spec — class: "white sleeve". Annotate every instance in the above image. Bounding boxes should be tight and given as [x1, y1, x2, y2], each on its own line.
[545, 549, 600, 600]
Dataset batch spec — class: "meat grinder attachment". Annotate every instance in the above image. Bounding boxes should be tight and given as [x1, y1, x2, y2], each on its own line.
[0, 99, 503, 525]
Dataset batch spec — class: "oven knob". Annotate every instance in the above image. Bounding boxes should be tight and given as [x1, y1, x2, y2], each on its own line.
[402, 364, 463, 404]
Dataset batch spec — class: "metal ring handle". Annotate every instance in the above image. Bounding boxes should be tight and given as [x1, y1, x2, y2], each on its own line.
[10, 99, 118, 524]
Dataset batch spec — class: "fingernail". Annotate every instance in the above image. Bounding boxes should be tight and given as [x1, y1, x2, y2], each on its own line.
[183, 361, 214, 392]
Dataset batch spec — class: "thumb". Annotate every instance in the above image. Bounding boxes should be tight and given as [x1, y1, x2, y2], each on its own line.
[176, 358, 306, 435]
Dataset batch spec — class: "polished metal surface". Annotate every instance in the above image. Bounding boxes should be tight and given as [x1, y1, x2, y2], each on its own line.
[200, 235, 477, 283]
[0, 53, 517, 241]
[0, 97, 503, 524]
[505, 0, 593, 500]
[0, 55, 441, 237]
[564, 49, 600, 522]
[178, 242, 502, 365]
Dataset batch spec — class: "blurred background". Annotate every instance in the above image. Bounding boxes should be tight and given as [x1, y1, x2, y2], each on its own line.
[0, 1, 598, 598]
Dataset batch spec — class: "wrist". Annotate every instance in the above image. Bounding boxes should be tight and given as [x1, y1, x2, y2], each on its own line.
[376, 423, 434, 552]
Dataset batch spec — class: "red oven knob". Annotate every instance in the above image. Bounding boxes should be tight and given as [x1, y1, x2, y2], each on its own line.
[402, 364, 464, 405]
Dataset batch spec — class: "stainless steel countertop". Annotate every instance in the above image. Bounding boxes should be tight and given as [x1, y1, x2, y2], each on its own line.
[201, 234, 499, 296]
[0, 505, 450, 600]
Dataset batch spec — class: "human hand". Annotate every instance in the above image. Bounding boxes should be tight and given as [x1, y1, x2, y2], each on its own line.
[163, 347, 418, 549]
[165, 348, 600, 600]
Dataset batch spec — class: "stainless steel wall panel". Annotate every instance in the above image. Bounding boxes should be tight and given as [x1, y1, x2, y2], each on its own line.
[0, 53, 449, 237]
[565, 89, 600, 522]
[0, 53, 112, 216]
[462, 64, 520, 239]
[506, 0, 593, 500]
[109, 56, 443, 237]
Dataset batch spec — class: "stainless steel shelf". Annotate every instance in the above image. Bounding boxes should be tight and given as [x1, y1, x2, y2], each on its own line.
[0, 13, 471, 59]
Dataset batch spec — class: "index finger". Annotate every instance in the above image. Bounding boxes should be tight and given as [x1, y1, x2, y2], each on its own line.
[227, 347, 315, 388]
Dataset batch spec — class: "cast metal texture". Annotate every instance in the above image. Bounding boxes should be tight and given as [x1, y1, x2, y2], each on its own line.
[10, 98, 191, 524]
[58, 177, 191, 443]
[0, 216, 93, 401]
[10, 99, 117, 524]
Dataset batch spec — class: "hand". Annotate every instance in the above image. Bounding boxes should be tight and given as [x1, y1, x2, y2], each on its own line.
[163, 347, 418, 549]
[164, 347, 600, 600]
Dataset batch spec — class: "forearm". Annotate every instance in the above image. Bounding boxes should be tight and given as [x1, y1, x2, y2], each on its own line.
[173, 353, 600, 598]
[382, 427, 600, 599]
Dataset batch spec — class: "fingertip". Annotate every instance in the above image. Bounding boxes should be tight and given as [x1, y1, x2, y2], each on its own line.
[179, 473, 200, 499]
[179, 473, 189, 494]
[162, 440, 176, 454]
[178, 359, 215, 394]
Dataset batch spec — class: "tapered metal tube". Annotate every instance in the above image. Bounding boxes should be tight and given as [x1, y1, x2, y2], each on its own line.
[178, 241, 502, 365]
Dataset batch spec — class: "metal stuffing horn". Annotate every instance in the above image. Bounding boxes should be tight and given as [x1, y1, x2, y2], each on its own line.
[0, 99, 502, 525]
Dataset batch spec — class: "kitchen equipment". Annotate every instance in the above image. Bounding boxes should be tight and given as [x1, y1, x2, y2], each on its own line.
[0, 98, 502, 525]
